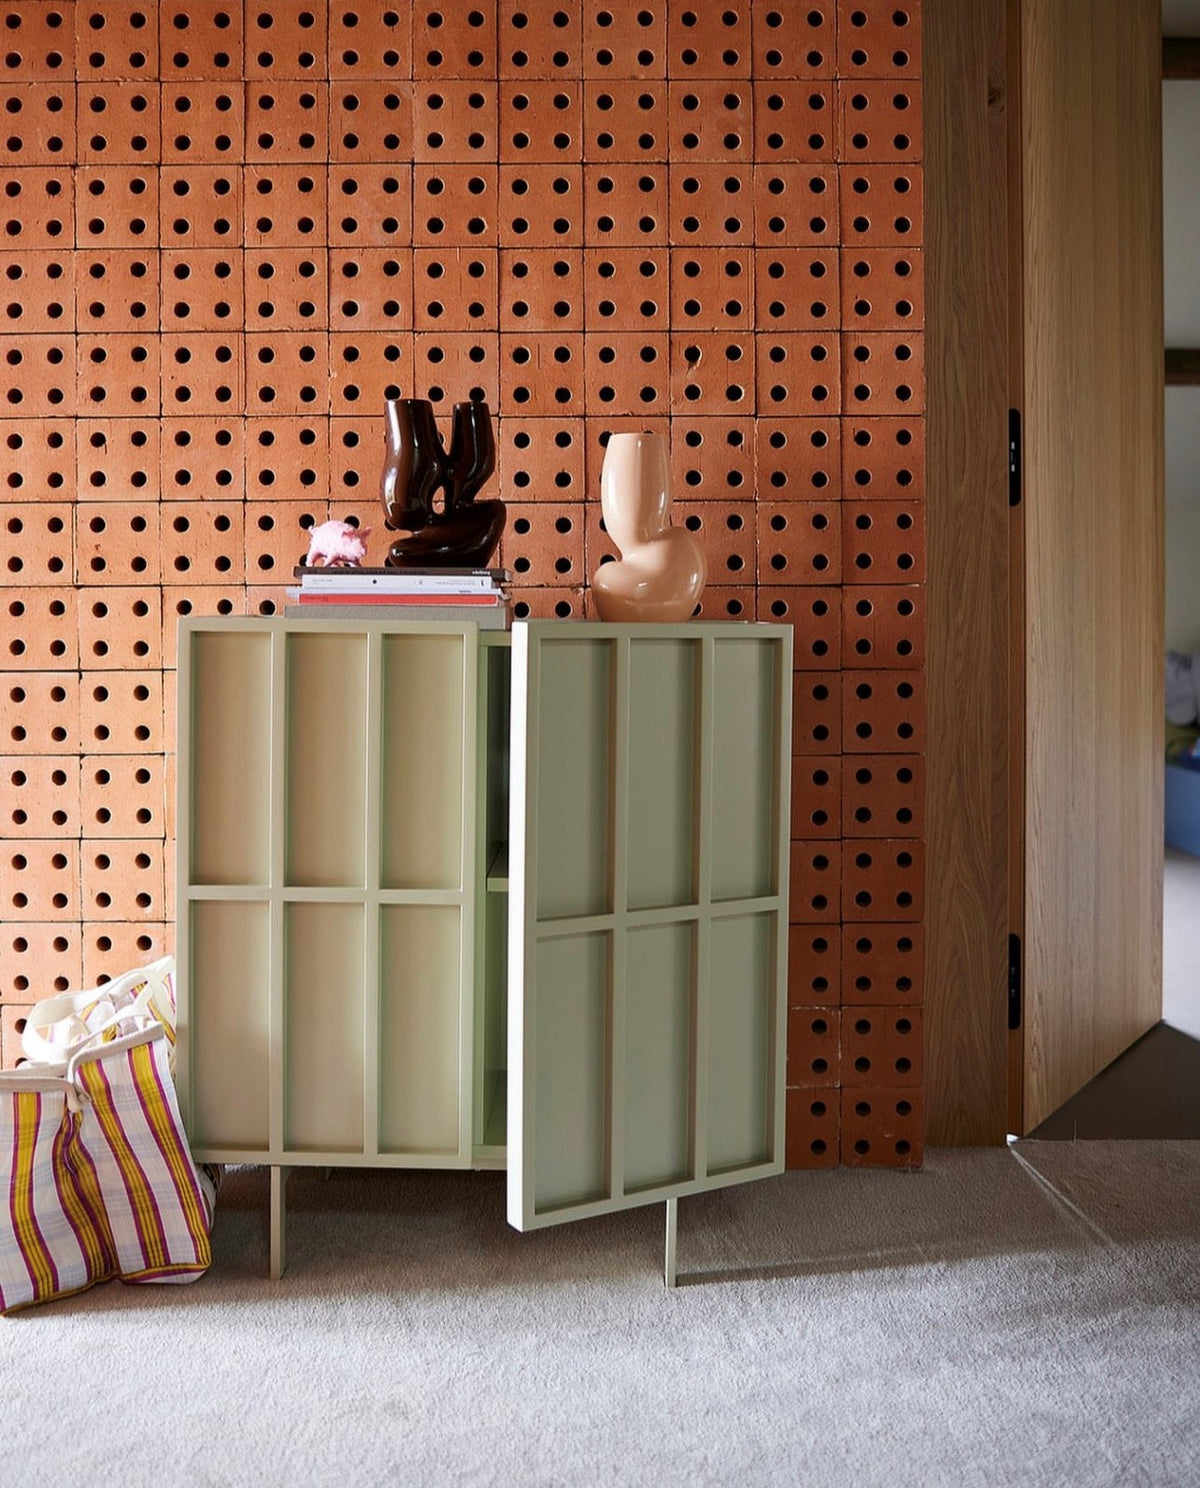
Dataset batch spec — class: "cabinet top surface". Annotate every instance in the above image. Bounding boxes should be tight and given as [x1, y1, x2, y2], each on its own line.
[177, 617, 793, 642]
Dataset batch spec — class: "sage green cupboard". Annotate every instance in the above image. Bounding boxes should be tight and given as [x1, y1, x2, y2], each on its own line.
[176, 618, 792, 1275]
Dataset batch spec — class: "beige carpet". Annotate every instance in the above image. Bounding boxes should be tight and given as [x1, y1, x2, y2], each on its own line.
[3, 1143, 1199, 1487]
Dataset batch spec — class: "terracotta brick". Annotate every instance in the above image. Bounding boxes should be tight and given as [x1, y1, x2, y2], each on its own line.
[583, 163, 668, 246]
[80, 754, 166, 840]
[246, 80, 331, 164]
[0, 503, 71, 586]
[4, 3, 75, 79]
[78, 588, 162, 670]
[160, 248, 243, 332]
[791, 755, 841, 839]
[583, 81, 667, 161]
[842, 414, 925, 499]
[244, 583, 292, 618]
[80, 671, 165, 755]
[842, 923, 925, 1005]
[1, 1004, 33, 1069]
[0, 248, 73, 333]
[687, 585, 753, 622]
[76, 5, 160, 80]
[498, 164, 584, 246]
[842, 585, 925, 669]
[159, 164, 244, 248]
[501, 502, 585, 588]
[160, 588, 246, 668]
[74, 164, 159, 247]
[789, 839, 841, 923]
[329, 2, 411, 78]
[754, 164, 838, 249]
[247, 330, 329, 416]
[787, 1006, 841, 1086]
[407, 331, 497, 409]
[2, 418, 73, 502]
[244, 163, 327, 247]
[839, 162, 923, 248]
[498, 2, 581, 79]
[159, 2, 243, 80]
[751, 2, 836, 80]
[329, 248, 412, 332]
[837, 2, 922, 81]
[246, 501, 326, 584]
[245, 247, 329, 331]
[843, 500, 924, 584]
[74, 503, 160, 587]
[754, 247, 838, 334]
[668, 4, 752, 78]
[670, 416, 755, 502]
[2, 589, 78, 670]
[842, 841, 924, 923]
[244, 5, 329, 81]
[0, 333, 74, 419]
[842, 1007, 923, 1087]
[0, 167, 74, 247]
[413, 1, 494, 78]
[786, 1086, 839, 1168]
[80, 839, 166, 923]
[667, 82, 753, 163]
[498, 416, 587, 504]
[669, 331, 755, 416]
[501, 248, 584, 332]
[75, 419, 159, 503]
[838, 79, 922, 164]
[2, 756, 80, 839]
[0, 671, 79, 754]
[160, 417, 244, 499]
[161, 82, 244, 162]
[0, 839, 80, 923]
[414, 162, 499, 246]
[82, 922, 171, 987]
[756, 332, 840, 417]
[499, 80, 582, 163]
[844, 665, 927, 748]
[788, 924, 840, 1005]
[512, 585, 585, 620]
[330, 331, 413, 413]
[246, 419, 328, 501]
[76, 332, 159, 418]
[841, 245, 923, 334]
[161, 332, 243, 417]
[758, 501, 841, 586]
[328, 417, 381, 504]
[582, 331, 670, 419]
[674, 503, 755, 586]
[0, 922, 82, 1002]
[582, 6, 666, 79]
[841, 1086, 923, 1168]
[410, 80, 497, 163]
[76, 82, 160, 165]
[842, 756, 924, 838]
[74, 248, 159, 332]
[413, 248, 498, 331]
[756, 416, 841, 500]
[669, 164, 755, 247]
[759, 587, 840, 668]
[669, 247, 754, 332]
[160, 502, 245, 586]
[792, 671, 841, 754]
[0, 82, 76, 162]
[327, 163, 412, 246]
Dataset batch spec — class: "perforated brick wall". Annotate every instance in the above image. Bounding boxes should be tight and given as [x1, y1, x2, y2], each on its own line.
[0, 1, 923, 1169]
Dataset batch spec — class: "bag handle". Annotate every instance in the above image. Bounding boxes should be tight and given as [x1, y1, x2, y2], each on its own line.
[66, 1019, 165, 1087]
[21, 956, 175, 1067]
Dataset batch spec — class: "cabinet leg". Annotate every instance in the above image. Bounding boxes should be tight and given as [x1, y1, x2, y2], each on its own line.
[664, 1197, 678, 1289]
[270, 1165, 288, 1280]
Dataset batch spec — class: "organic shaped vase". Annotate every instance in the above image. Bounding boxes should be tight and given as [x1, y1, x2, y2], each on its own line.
[381, 398, 505, 570]
[592, 431, 706, 623]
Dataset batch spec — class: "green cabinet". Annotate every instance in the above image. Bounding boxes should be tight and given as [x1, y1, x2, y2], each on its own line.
[176, 618, 791, 1276]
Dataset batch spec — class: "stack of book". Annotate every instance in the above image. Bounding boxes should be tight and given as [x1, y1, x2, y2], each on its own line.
[286, 566, 512, 629]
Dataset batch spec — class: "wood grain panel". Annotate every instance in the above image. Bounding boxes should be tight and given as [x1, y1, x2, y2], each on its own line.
[924, 0, 1012, 1145]
[1020, 0, 1163, 1130]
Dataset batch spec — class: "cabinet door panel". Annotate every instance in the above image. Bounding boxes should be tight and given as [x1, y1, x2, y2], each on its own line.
[508, 621, 791, 1233]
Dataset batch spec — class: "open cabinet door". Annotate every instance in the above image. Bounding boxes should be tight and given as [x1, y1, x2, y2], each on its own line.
[1016, 0, 1163, 1131]
[506, 622, 791, 1232]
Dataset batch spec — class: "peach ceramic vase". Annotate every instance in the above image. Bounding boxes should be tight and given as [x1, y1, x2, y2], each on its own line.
[592, 431, 707, 623]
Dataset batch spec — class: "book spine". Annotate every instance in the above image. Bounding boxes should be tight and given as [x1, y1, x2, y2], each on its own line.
[297, 591, 503, 607]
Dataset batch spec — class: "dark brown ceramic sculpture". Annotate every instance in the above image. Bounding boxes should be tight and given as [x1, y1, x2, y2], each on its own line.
[381, 397, 505, 570]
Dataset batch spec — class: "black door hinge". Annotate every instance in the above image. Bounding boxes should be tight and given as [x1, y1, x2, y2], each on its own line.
[1008, 409, 1022, 507]
[1008, 932, 1022, 1030]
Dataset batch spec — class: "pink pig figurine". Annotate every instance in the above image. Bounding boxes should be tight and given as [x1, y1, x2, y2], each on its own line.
[305, 520, 371, 568]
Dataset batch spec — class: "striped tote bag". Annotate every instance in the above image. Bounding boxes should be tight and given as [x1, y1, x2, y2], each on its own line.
[0, 1073, 116, 1315]
[67, 1024, 215, 1286]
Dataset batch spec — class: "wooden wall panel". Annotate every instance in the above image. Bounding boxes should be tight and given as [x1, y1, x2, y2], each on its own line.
[1020, 0, 1163, 1130]
[923, 0, 1011, 1144]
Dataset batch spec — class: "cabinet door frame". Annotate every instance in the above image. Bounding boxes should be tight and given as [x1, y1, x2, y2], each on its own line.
[506, 621, 792, 1233]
